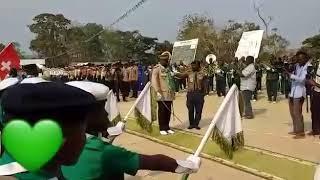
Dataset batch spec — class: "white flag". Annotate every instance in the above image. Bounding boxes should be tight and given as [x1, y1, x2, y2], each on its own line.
[134, 82, 157, 132]
[212, 85, 244, 158]
[105, 91, 121, 125]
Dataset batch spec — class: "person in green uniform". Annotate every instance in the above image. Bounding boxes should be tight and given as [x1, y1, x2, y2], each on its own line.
[253, 61, 263, 101]
[233, 57, 243, 89]
[0, 82, 96, 180]
[215, 61, 228, 97]
[207, 58, 216, 93]
[282, 56, 292, 99]
[63, 81, 201, 180]
[266, 58, 280, 103]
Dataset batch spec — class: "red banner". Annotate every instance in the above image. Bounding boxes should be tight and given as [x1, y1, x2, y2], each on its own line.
[0, 43, 21, 80]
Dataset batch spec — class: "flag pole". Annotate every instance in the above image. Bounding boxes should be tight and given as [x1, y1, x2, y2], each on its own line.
[181, 85, 238, 180]
[109, 82, 151, 143]
[123, 82, 151, 122]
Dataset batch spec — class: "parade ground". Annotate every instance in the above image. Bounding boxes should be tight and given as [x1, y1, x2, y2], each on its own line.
[115, 90, 319, 180]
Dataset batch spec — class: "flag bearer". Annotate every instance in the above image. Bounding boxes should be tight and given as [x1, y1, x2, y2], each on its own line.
[63, 81, 201, 180]
[0, 82, 96, 179]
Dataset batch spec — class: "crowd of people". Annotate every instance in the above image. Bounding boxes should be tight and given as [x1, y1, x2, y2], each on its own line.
[0, 61, 201, 179]
[7, 50, 320, 139]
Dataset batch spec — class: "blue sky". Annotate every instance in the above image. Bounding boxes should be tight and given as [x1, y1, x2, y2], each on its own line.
[0, 0, 319, 53]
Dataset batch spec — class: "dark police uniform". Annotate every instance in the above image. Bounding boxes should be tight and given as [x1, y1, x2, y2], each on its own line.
[215, 65, 227, 97]
[266, 66, 280, 102]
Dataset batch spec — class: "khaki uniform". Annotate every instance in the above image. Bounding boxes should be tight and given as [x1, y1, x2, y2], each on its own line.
[129, 65, 139, 98]
[122, 67, 131, 100]
[151, 64, 175, 101]
[185, 70, 205, 128]
[123, 67, 130, 82]
[129, 66, 138, 81]
[186, 71, 205, 93]
[152, 63, 176, 131]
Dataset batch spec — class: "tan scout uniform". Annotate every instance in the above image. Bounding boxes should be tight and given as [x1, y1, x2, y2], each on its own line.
[129, 65, 139, 98]
[122, 66, 131, 101]
[152, 64, 175, 101]
[151, 63, 175, 131]
[185, 70, 206, 128]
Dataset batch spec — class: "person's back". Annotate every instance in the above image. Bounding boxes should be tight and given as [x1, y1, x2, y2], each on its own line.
[240, 63, 256, 91]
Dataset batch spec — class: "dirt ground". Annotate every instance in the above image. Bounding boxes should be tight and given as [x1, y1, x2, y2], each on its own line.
[118, 90, 320, 163]
[115, 133, 263, 180]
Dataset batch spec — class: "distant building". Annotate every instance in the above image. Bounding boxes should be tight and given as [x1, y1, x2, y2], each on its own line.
[20, 59, 46, 66]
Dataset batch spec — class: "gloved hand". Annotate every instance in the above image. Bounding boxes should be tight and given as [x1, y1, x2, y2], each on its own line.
[157, 92, 163, 100]
[175, 155, 201, 174]
[314, 165, 320, 180]
[107, 121, 125, 137]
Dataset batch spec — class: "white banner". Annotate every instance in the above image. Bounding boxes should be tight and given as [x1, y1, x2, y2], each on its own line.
[171, 38, 199, 65]
[173, 38, 199, 47]
[235, 30, 264, 59]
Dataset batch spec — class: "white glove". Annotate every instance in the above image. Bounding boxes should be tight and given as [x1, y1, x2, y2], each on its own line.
[175, 155, 201, 174]
[315, 165, 320, 180]
[107, 122, 125, 137]
[157, 92, 163, 100]
[266, 67, 271, 71]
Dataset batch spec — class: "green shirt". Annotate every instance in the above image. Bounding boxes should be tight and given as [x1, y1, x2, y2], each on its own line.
[0, 151, 57, 180]
[62, 136, 140, 180]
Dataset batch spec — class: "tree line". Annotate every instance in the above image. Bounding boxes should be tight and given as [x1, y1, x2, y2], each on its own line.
[1, 13, 320, 67]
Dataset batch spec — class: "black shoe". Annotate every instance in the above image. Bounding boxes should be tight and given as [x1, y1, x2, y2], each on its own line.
[188, 126, 194, 129]
[195, 126, 201, 130]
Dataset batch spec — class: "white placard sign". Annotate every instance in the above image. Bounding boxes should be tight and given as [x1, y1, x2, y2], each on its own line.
[235, 30, 264, 59]
[171, 38, 199, 64]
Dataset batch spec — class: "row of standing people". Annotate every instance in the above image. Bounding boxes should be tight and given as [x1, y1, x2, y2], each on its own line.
[44, 62, 142, 102]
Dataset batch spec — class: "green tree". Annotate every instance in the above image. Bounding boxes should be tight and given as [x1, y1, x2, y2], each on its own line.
[302, 34, 320, 59]
[29, 13, 71, 67]
[0, 43, 5, 52]
[262, 29, 289, 58]
[155, 40, 173, 56]
[218, 20, 260, 61]
[101, 30, 158, 63]
[177, 13, 218, 61]
[81, 23, 105, 61]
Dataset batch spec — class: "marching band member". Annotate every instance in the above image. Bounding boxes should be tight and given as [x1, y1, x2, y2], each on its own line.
[129, 62, 139, 98]
[215, 61, 227, 97]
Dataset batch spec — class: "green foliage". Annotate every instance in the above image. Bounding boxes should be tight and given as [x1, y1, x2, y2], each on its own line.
[263, 30, 290, 57]
[177, 14, 289, 63]
[178, 13, 218, 60]
[302, 34, 320, 59]
[0, 43, 5, 52]
[29, 13, 71, 67]
[258, 51, 274, 64]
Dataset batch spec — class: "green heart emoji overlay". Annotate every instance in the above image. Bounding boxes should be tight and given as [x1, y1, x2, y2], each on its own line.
[2, 119, 63, 172]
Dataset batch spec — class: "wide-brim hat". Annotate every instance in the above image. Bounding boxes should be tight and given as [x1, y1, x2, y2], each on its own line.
[159, 51, 172, 61]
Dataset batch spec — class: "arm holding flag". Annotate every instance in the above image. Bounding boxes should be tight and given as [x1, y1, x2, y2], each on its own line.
[182, 85, 244, 179]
